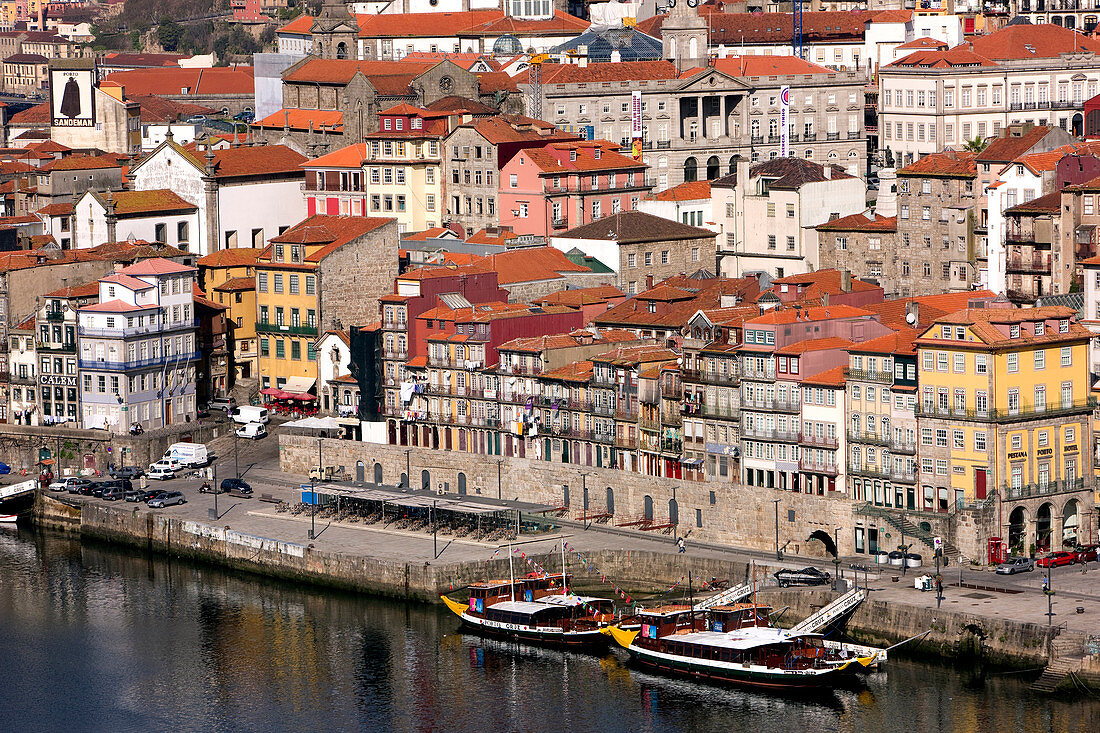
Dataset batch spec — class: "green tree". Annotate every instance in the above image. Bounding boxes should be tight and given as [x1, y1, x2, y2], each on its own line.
[962, 136, 987, 154]
[157, 17, 183, 51]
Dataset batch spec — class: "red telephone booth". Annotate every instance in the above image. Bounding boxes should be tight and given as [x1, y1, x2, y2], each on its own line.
[988, 536, 1007, 565]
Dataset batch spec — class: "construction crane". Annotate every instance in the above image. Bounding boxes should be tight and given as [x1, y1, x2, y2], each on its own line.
[793, 0, 803, 59]
[528, 53, 550, 121]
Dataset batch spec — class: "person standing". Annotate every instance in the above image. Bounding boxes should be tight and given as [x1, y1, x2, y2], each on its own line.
[677, 537, 686, 554]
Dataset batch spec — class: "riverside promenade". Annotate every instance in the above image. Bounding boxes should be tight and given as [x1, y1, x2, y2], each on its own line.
[33, 460, 1100, 672]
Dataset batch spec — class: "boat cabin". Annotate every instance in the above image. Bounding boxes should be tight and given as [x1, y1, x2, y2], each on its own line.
[466, 573, 574, 613]
[637, 605, 705, 641]
[483, 596, 612, 630]
[707, 604, 772, 633]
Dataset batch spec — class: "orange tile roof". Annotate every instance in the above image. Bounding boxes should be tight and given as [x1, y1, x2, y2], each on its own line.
[897, 150, 976, 178]
[976, 126, 1056, 163]
[457, 10, 588, 37]
[872, 9, 913, 21]
[523, 140, 646, 174]
[895, 36, 947, 51]
[121, 257, 196, 275]
[464, 114, 578, 145]
[485, 246, 591, 285]
[649, 180, 710, 202]
[700, 55, 835, 77]
[101, 66, 255, 96]
[965, 23, 1100, 61]
[253, 108, 344, 132]
[800, 364, 846, 387]
[530, 60, 679, 85]
[767, 269, 881, 298]
[303, 143, 368, 169]
[197, 247, 264, 267]
[40, 154, 121, 172]
[357, 10, 502, 37]
[108, 189, 196, 215]
[283, 58, 434, 85]
[43, 280, 99, 299]
[917, 305, 1090, 347]
[591, 344, 678, 366]
[887, 48, 997, 69]
[774, 336, 853, 355]
[202, 145, 307, 179]
[864, 290, 997, 329]
[535, 284, 624, 308]
[540, 360, 594, 382]
[8, 101, 48, 125]
[36, 202, 72, 216]
[277, 14, 314, 34]
[596, 276, 761, 329]
[816, 211, 897, 232]
[747, 304, 872, 325]
[212, 275, 255, 292]
[849, 327, 918, 356]
[268, 214, 393, 262]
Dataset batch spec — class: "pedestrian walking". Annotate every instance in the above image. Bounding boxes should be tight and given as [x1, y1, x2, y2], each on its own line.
[677, 537, 686, 554]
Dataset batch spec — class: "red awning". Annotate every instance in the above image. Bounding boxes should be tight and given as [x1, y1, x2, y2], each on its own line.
[288, 392, 317, 401]
[260, 387, 282, 396]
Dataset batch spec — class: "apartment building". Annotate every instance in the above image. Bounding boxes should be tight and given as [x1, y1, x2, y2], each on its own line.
[914, 305, 1094, 554]
[77, 259, 199, 433]
[879, 24, 1100, 164]
[199, 248, 264, 384]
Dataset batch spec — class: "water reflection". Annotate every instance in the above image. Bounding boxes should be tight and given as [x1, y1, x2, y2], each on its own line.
[0, 526, 1098, 733]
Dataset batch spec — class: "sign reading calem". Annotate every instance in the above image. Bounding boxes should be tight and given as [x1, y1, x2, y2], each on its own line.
[50, 66, 95, 128]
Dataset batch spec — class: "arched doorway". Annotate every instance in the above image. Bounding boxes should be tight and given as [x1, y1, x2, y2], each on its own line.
[400, 472, 408, 488]
[683, 157, 698, 183]
[1072, 113, 1084, 137]
[668, 498, 679, 526]
[373, 462, 383, 484]
[606, 487, 615, 515]
[563, 484, 570, 507]
[643, 494, 653, 521]
[356, 461, 364, 482]
[1062, 500, 1080, 548]
[808, 529, 838, 557]
[458, 472, 467, 495]
[728, 156, 736, 175]
[706, 155, 720, 180]
[421, 469, 431, 491]
[1008, 506, 1028, 555]
[1036, 503, 1054, 552]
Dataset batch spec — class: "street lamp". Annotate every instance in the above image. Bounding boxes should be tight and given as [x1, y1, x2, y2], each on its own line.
[309, 436, 320, 540]
[772, 498, 782, 561]
[432, 498, 438, 559]
[1043, 560, 1055, 625]
[832, 526, 842, 591]
[672, 484, 678, 543]
[234, 424, 240, 479]
[403, 448, 412, 489]
[213, 461, 218, 520]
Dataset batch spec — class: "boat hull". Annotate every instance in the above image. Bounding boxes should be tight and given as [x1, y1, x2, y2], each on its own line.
[0, 491, 34, 522]
[623, 643, 874, 690]
[440, 595, 610, 649]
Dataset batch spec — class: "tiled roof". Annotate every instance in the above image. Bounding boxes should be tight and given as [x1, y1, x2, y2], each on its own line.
[303, 143, 368, 169]
[649, 180, 710, 201]
[499, 327, 638, 353]
[283, 58, 434, 85]
[40, 154, 121, 172]
[558, 210, 714, 244]
[277, 14, 314, 34]
[848, 327, 918, 356]
[523, 140, 646, 175]
[895, 36, 948, 51]
[966, 23, 1100, 60]
[465, 114, 577, 145]
[976, 126, 1055, 163]
[424, 95, 498, 115]
[591, 344, 678, 366]
[1004, 190, 1060, 215]
[864, 290, 997, 329]
[42, 280, 99, 299]
[132, 94, 215, 123]
[206, 145, 307, 178]
[36, 202, 72, 216]
[8, 101, 48, 124]
[466, 228, 515, 246]
[886, 48, 998, 69]
[897, 150, 976, 178]
[774, 335, 853, 355]
[106, 189, 197, 215]
[747, 304, 873, 325]
[269, 214, 393, 262]
[701, 55, 835, 77]
[457, 10, 588, 37]
[530, 60, 679, 85]
[750, 157, 853, 188]
[918, 305, 1090, 346]
[637, 10, 870, 45]
[101, 66, 255, 96]
[101, 272, 155, 290]
[816, 211, 897, 232]
[357, 10, 502, 37]
[401, 52, 502, 71]
[871, 9, 913, 21]
[197, 247, 264, 267]
[484, 246, 591, 285]
[540, 360, 594, 383]
[3, 53, 47, 63]
[100, 51, 188, 67]
[595, 275, 760, 329]
[121, 257, 196, 275]
[800, 364, 846, 387]
[768, 269, 881, 297]
[401, 227, 452, 241]
[212, 275, 255, 292]
[253, 108, 344, 132]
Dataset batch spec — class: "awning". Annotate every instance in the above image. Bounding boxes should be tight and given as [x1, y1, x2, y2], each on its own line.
[288, 392, 317, 401]
[282, 416, 343, 430]
[680, 457, 704, 468]
[283, 377, 316, 394]
[38, 458, 55, 465]
[260, 387, 283, 396]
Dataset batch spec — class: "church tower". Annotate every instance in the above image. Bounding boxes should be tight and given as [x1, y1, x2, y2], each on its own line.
[660, 0, 708, 70]
[311, 0, 359, 60]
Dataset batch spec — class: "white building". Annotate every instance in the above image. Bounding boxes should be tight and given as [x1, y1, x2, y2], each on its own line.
[141, 122, 203, 152]
[799, 365, 847, 496]
[315, 329, 359, 416]
[637, 180, 716, 231]
[879, 24, 1100, 165]
[128, 138, 307, 255]
[72, 189, 200, 252]
[714, 157, 868, 278]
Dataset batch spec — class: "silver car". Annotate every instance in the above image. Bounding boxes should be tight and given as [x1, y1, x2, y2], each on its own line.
[147, 491, 186, 508]
[995, 557, 1035, 574]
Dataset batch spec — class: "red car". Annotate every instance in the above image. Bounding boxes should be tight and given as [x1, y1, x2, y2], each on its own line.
[1074, 544, 1099, 563]
[1036, 551, 1077, 568]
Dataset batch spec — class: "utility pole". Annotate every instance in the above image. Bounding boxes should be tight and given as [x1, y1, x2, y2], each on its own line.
[234, 427, 240, 479]
[772, 498, 782, 561]
[833, 526, 842, 591]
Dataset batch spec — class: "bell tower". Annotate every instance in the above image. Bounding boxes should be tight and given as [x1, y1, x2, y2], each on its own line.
[660, 0, 708, 70]
[311, 0, 359, 59]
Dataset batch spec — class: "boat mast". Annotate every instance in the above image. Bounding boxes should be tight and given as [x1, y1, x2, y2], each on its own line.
[508, 542, 516, 602]
[561, 538, 567, 595]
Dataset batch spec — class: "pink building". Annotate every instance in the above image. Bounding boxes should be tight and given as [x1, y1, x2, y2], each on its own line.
[498, 140, 651, 238]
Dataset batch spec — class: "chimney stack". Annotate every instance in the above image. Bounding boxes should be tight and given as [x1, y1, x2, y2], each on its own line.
[840, 268, 851, 292]
[874, 167, 898, 218]
[646, 274, 654, 289]
[905, 301, 919, 326]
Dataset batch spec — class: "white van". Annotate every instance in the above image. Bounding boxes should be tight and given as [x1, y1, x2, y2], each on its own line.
[148, 458, 181, 474]
[232, 405, 269, 425]
[236, 422, 267, 440]
[163, 442, 209, 468]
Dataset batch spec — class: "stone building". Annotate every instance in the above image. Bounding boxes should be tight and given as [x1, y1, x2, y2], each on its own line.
[551, 210, 717, 294]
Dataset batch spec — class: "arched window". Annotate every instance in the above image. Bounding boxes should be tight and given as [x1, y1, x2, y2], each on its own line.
[336, 41, 349, 59]
[683, 157, 698, 183]
[805, 149, 814, 159]
[706, 155, 720, 180]
[728, 156, 737, 174]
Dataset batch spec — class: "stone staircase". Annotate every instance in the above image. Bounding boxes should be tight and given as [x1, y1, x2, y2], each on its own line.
[856, 504, 963, 562]
[1031, 630, 1087, 693]
[231, 378, 260, 407]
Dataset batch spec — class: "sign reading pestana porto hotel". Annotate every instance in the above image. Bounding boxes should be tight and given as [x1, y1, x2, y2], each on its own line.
[50, 66, 95, 127]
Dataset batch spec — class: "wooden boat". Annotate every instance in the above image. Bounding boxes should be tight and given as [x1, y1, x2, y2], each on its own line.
[604, 603, 882, 690]
[441, 572, 616, 647]
[0, 480, 36, 523]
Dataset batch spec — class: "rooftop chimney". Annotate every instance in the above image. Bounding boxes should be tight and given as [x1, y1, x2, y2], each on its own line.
[646, 274, 654, 289]
[840, 268, 851, 292]
[824, 165, 832, 179]
[874, 167, 897, 218]
[905, 300, 919, 326]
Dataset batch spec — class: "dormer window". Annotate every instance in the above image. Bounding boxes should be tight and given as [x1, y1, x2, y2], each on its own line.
[412, 118, 422, 129]
[1010, 324, 1020, 338]
[1059, 319, 1069, 333]
[275, 244, 284, 262]
[384, 118, 392, 131]
[570, 150, 577, 162]
[940, 325, 950, 339]
[395, 118, 403, 131]
[955, 327, 965, 340]
[594, 148, 601, 160]
[647, 301, 656, 313]
[1034, 322, 1045, 336]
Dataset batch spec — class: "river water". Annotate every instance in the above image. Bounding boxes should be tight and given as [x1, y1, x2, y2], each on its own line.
[2, 526, 1099, 733]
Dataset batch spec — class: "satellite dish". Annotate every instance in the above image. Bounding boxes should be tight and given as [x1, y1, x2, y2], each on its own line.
[905, 311, 917, 325]
[493, 34, 523, 56]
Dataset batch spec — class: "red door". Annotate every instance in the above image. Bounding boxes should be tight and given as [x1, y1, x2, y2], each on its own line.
[975, 468, 987, 500]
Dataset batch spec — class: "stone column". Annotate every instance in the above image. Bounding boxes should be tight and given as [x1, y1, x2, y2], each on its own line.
[696, 96, 704, 140]
[719, 94, 728, 139]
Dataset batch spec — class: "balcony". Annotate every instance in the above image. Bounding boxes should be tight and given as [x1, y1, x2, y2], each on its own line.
[661, 381, 681, 399]
[37, 341, 76, 353]
[591, 372, 618, 389]
[80, 319, 198, 339]
[79, 351, 200, 371]
[1006, 254, 1051, 274]
[799, 431, 838, 448]
[381, 318, 407, 331]
[551, 217, 567, 229]
[847, 430, 889, 446]
[741, 396, 801, 412]
[638, 414, 661, 431]
[614, 406, 639, 420]
[741, 364, 776, 381]
[44, 310, 65, 322]
[843, 368, 892, 384]
[682, 367, 739, 386]
[1005, 231, 1036, 244]
[826, 132, 840, 141]
[917, 398, 1096, 423]
[750, 135, 764, 144]
[803, 132, 817, 141]
[742, 425, 800, 442]
[799, 458, 838, 475]
[382, 347, 407, 360]
[852, 464, 916, 483]
[699, 404, 738, 420]
[1002, 477, 1087, 501]
[656, 140, 671, 149]
[593, 432, 614, 444]
[255, 321, 318, 337]
[614, 434, 637, 449]
[847, 131, 861, 139]
[593, 403, 616, 417]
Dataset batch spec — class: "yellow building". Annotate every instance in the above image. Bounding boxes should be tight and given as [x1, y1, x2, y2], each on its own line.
[362, 104, 445, 233]
[198, 248, 263, 384]
[915, 305, 1094, 554]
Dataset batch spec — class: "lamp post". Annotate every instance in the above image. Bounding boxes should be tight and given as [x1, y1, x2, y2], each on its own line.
[1043, 560, 1055, 625]
[234, 425, 240, 479]
[213, 461, 218, 520]
[832, 526, 842, 591]
[772, 498, 782, 561]
[309, 436, 321, 540]
[403, 448, 412, 489]
[672, 484, 678, 543]
[496, 459, 504, 501]
[433, 498, 438, 559]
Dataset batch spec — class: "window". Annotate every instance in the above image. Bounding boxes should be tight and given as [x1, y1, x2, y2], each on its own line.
[975, 354, 987, 374]
[1034, 350, 1045, 370]
[953, 354, 964, 373]
[1007, 353, 1018, 373]
[1061, 347, 1071, 367]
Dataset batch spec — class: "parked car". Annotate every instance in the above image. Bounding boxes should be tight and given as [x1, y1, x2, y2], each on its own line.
[103, 479, 133, 492]
[148, 466, 176, 481]
[1036, 551, 1077, 568]
[233, 110, 255, 122]
[123, 489, 145, 502]
[995, 557, 1035, 574]
[236, 422, 266, 440]
[187, 115, 206, 124]
[75, 482, 101, 496]
[110, 466, 144, 480]
[101, 486, 127, 501]
[62, 477, 95, 493]
[147, 491, 186, 508]
[207, 397, 233, 413]
[1074, 544, 1099, 563]
[219, 478, 253, 495]
[231, 405, 269, 425]
[139, 489, 169, 503]
[773, 567, 832, 587]
[149, 459, 181, 473]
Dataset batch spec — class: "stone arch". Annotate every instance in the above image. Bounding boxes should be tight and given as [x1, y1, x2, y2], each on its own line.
[606, 486, 615, 515]
[1062, 499, 1080, 547]
[1008, 505, 1028, 555]
[421, 469, 431, 491]
[809, 529, 838, 557]
[706, 155, 720, 180]
[355, 460, 364, 482]
[373, 462, 382, 484]
[669, 497, 678, 526]
[1036, 502, 1054, 552]
[336, 41, 349, 59]
[458, 472, 467, 495]
[643, 494, 654, 520]
[728, 156, 737, 174]
[683, 156, 698, 183]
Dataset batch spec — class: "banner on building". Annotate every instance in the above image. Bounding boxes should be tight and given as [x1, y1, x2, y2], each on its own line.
[780, 85, 790, 158]
[50, 65, 95, 128]
[631, 90, 643, 159]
